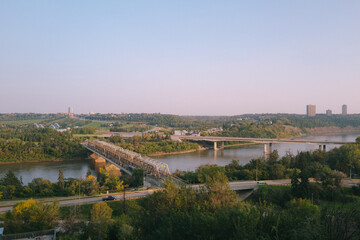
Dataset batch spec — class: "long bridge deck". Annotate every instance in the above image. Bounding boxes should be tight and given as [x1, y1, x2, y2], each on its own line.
[176, 135, 354, 145]
[83, 140, 171, 178]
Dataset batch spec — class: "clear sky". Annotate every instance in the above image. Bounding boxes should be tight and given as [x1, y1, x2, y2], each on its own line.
[1, 1, 359, 115]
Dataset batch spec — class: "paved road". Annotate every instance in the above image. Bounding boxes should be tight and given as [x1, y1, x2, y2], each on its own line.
[0, 190, 154, 213]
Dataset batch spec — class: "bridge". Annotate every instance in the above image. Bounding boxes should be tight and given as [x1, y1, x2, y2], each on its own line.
[175, 135, 355, 159]
[83, 140, 171, 179]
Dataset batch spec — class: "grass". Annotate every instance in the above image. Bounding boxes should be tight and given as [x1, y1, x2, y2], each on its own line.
[0, 119, 46, 126]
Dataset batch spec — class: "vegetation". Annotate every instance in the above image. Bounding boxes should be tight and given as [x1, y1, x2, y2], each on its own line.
[4, 199, 59, 234]
[109, 133, 199, 155]
[0, 127, 87, 162]
[5, 171, 359, 239]
[0, 168, 125, 200]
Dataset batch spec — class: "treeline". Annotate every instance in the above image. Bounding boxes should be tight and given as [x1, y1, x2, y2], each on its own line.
[229, 114, 360, 130]
[219, 121, 301, 138]
[109, 125, 152, 133]
[80, 113, 217, 129]
[72, 127, 96, 134]
[0, 127, 87, 162]
[109, 134, 199, 154]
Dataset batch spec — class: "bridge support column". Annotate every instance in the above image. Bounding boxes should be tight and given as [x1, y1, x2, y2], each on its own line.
[269, 143, 273, 153]
[221, 141, 224, 150]
[264, 144, 267, 160]
[319, 145, 322, 150]
[90, 153, 106, 172]
[214, 142, 218, 150]
[105, 163, 121, 177]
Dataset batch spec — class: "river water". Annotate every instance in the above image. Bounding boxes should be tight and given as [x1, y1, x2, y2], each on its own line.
[0, 133, 359, 184]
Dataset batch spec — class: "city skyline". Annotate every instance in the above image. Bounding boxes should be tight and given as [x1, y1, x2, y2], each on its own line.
[1, 1, 360, 115]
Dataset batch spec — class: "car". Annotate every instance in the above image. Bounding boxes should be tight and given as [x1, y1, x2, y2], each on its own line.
[257, 181, 267, 185]
[102, 195, 116, 201]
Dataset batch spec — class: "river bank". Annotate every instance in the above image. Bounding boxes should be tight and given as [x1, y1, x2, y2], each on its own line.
[305, 126, 360, 136]
[0, 157, 88, 165]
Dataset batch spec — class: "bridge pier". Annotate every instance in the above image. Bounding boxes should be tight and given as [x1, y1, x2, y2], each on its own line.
[264, 144, 267, 160]
[90, 153, 106, 172]
[319, 145, 327, 151]
[105, 163, 121, 177]
[264, 143, 273, 160]
[214, 142, 218, 150]
[221, 141, 224, 150]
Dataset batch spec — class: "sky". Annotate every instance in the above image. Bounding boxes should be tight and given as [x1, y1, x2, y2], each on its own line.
[1, 1, 360, 115]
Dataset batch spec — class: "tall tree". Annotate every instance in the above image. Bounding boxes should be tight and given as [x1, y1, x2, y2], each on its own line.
[58, 169, 64, 190]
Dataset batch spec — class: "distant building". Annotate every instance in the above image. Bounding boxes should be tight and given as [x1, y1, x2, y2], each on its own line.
[326, 109, 332, 116]
[50, 123, 60, 130]
[306, 105, 316, 117]
[68, 107, 74, 114]
[342, 104, 347, 115]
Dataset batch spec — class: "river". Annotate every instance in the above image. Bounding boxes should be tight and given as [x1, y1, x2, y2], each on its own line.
[0, 133, 359, 184]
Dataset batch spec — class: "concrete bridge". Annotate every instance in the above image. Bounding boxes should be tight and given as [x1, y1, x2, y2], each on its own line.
[175, 135, 355, 159]
[83, 140, 171, 179]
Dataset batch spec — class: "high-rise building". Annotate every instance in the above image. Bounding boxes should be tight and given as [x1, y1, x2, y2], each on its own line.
[306, 105, 316, 117]
[68, 107, 74, 114]
[326, 109, 332, 116]
[342, 104, 347, 115]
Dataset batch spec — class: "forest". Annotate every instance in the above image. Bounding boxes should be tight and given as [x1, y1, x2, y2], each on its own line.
[0, 127, 87, 162]
[109, 134, 199, 154]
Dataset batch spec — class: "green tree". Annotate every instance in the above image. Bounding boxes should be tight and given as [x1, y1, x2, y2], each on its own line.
[58, 169, 64, 190]
[4, 199, 59, 234]
[203, 170, 237, 209]
[28, 178, 53, 197]
[82, 175, 100, 195]
[268, 149, 280, 164]
[89, 202, 113, 240]
[0, 170, 23, 198]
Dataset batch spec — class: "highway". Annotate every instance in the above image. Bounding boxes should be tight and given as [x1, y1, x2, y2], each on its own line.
[0, 190, 154, 214]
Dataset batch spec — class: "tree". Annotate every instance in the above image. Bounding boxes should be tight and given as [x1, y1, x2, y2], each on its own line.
[268, 149, 279, 164]
[86, 168, 92, 177]
[203, 170, 237, 208]
[82, 175, 100, 195]
[196, 164, 226, 183]
[4, 199, 59, 234]
[58, 169, 64, 190]
[89, 202, 113, 240]
[28, 178, 53, 196]
[105, 174, 124, 191]
[0, 170, 23, 198]
[130, 168, 144, 187]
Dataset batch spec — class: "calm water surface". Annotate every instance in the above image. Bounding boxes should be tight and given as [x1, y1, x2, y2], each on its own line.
[153, 133, 360, 172]
[0, 133, 359, 184]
